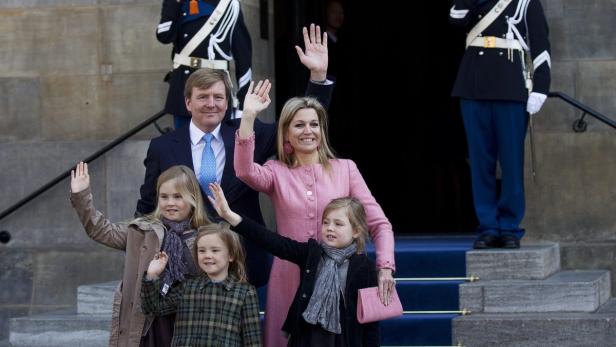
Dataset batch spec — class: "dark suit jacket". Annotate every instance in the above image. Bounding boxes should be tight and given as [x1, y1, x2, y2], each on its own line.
[135, 81, 333, 286]
[233, 217, 380, 347]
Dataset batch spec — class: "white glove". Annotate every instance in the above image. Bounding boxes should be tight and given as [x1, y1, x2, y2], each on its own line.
[526, 92, 547, 115]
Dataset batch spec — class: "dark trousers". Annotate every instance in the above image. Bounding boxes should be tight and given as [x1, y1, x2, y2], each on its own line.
[460, 99, 528, 239]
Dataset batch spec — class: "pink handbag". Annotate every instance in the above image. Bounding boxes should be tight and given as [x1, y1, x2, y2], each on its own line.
[356, 286, 403, 323]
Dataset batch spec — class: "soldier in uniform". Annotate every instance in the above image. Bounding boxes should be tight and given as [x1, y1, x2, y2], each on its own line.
[157, 0, 252, 129]
[450, 0, 551, 248]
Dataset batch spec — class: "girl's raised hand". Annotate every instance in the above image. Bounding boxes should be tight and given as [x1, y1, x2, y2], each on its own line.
[70, 162, 90, 193]
[208, 183, 231, 217]
[242, 80, 272, 118]
[207, 183, 242, 226]
[146, 251, 169, 280]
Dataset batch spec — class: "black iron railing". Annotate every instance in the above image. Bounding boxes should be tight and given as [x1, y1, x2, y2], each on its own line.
[0, 110, 168, 225]
[548, 91, 616, 132]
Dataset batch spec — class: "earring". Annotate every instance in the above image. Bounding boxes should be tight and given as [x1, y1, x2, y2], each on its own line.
[283, 141, 294, 155]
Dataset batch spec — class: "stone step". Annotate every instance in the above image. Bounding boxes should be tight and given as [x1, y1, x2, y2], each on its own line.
[9, 311, 110, 347]
[467, 243, 560, 280]
[77, 281, 119, 315]
[452, 310, 616, 347]
[598, 298, 616, 313]
[460, 270, 610, 313]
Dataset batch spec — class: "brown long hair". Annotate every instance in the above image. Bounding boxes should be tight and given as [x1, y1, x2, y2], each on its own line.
[276, 97, 336, 169]
[194, 222, 248, 283]
[323, 197, 369, 253]
[149, 165, 210, 229]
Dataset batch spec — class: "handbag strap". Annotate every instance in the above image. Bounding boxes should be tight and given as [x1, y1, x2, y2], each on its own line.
[465, 0, 514, 48]
[174, 0, 233, 68]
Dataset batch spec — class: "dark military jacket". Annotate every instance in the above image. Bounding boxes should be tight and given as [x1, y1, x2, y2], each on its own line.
[450, 0, 551, 102]
[157, 0, 252, 117]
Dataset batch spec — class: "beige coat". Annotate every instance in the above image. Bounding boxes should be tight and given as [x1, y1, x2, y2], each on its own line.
[71, 188, 196, 347]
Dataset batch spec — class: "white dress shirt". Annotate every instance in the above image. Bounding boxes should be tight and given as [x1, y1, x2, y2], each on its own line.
[189, 121, 225, 183]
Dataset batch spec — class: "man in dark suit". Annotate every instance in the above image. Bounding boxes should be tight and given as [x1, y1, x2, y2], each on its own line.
[136, 24, 333, 287]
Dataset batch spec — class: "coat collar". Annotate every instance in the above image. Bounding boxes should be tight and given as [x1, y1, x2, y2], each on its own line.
[129, 219, 166, 245]
[198, 273, 239, 291]
[169, 125, 195, 171]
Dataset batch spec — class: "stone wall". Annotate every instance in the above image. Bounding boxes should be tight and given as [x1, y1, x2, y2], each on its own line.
[1, 0, 616, 341]
[0, 141, 146, 340]
[0, 0, 275, 340]
[524, 0, 616, 295]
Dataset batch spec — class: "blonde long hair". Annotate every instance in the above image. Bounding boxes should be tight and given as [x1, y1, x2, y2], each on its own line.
[194, 222, 248, 283]
[276, 97, 336, 169]
[147, 165, 210, 229]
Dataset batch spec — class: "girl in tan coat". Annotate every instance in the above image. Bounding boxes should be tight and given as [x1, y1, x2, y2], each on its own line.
[70, 163, 210, 347]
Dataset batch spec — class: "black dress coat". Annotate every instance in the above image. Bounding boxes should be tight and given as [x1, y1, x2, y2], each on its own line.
[233, 217, 380, 347]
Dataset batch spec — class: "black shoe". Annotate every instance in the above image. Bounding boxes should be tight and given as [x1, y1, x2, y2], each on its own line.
[473, 234, 499, 249]
[501, 235, 520, 249]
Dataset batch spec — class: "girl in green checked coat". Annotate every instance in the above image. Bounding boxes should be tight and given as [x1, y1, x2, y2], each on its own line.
[141, 223, 262, 347]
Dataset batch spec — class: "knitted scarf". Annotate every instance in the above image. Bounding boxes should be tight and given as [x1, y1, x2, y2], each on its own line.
[302, 242, 357, 334]
[160, 218, 192, 295]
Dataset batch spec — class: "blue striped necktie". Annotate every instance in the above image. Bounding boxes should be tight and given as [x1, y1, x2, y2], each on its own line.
[199, 133, 217, 196]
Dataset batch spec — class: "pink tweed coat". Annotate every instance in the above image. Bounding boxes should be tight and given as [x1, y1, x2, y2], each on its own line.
[234, 133, 395, 347]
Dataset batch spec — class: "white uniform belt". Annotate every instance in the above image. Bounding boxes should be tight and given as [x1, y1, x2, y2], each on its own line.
[468, 36, 523, 50]
[173, 54, 228, 70]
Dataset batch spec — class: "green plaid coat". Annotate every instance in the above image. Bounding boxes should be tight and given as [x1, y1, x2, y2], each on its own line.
[141, 274, 262, 347]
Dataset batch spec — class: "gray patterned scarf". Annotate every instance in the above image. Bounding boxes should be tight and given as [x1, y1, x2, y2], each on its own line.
[302, 242, 357, 334]
[160, 218, 192, 295]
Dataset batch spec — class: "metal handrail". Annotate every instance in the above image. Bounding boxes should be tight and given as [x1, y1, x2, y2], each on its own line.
[548, 91, 616, 132]
[0, 109, 168, 222]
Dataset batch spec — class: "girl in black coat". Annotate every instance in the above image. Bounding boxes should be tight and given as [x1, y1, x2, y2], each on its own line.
[208, 183, 380, 347]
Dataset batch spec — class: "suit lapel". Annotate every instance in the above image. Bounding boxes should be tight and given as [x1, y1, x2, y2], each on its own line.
[219, 121, 236, 191]
[171, 125, 194, 171]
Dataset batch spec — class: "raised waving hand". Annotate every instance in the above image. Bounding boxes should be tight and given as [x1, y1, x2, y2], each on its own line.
[239, 79, 272, 138]
[71, 162, 90, 193]
[295, 23, 328, 82]
[146, 251, 169, 280]
[207, 183, 242, 226]
[242, 80, 272, 118]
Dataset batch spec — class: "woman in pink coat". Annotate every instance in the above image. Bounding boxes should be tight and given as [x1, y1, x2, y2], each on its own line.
[236, 67, 396, 346]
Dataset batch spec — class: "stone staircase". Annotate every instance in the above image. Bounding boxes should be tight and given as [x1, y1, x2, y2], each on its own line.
[453, 243, 616, 347]
[9, 282, 116, 347]
[9, 242, 616, 346]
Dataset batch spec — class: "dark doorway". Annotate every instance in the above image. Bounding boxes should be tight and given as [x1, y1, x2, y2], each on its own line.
[274, 0, 477, 234]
